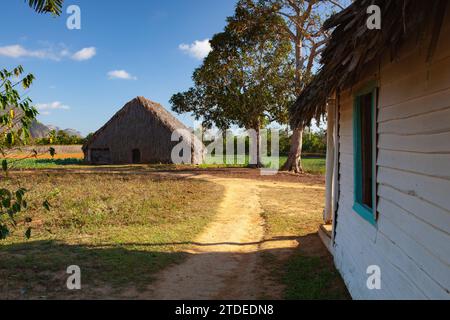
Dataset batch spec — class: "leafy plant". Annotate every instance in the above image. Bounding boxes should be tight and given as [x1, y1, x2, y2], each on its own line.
[25, 0, 64, 15]
[0, 187, 32, 239]
[0, 66, 40, 238]
[0, 0, 65, 239]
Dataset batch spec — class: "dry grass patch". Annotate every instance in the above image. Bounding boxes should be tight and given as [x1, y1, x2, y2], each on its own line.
[0, 171, 224, 299]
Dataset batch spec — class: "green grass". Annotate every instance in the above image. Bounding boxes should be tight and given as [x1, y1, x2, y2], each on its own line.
[259, 185, 350, 300]
[201, 155, 325, 174]
[300, 158, 326, 175]
[6, 158, 83, 169]
[282, 254, 348, 299]
[6, 156, 326, 174]
[0, 172, 224, 299]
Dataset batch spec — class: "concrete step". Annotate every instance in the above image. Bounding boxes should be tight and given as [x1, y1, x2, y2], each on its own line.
[318, 224, 333, 254]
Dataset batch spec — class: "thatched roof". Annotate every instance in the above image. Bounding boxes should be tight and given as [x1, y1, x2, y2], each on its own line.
[83, 96, 197, 151]
[290, 0, 449, 128]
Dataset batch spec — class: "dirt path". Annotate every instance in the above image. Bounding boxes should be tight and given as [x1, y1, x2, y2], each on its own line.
[146, 175, 305, 300]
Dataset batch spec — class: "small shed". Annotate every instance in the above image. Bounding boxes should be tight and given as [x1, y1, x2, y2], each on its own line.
[291, 0, 450, 299]
[83, 96, 204, 165]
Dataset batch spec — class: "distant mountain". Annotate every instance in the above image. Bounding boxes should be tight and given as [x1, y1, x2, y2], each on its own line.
[30, 121, 83, 138]
[30, 121, 51, 138]
[62, 128, 83, 137]
[1, 107, 82, 138]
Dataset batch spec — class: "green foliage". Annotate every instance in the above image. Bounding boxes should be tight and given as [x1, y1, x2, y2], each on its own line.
[34, 130, 87, 145]
[277, 128, 326, 155]
[1, 65, 56, 239]
[0, 66, 37, 149]
[300, 158, 325, 175]
[278, 129, 291, 155]
[0, 0, 64, 240]
[301, 129, 327, 155]
[282, 254, 349, 299]
[2, 158, 82, 169]
[0, 187, 31, 239]
[201, 128, 325, 158]
[25, 0, 63, 15]
[0, 66, 39, 239]
[171, 0, 295, 132]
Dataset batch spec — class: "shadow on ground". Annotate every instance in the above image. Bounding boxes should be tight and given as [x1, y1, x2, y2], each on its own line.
[0, 233, 349, 300]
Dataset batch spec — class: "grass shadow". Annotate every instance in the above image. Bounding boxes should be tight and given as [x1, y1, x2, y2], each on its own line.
[0, 233, 349, 300]
[0, 240, 185, 299]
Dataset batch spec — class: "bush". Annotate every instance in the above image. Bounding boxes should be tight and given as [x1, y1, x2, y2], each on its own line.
[302, 129, 326, 155]
[278, 129, 326, 156]
[202, 128, 326, 157]
[34, 131, 91, 145]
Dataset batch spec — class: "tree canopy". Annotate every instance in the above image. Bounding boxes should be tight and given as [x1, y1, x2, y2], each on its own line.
[171, 0, 295, 133]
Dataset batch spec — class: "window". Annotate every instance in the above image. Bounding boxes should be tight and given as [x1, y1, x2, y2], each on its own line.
[353, 86, 377, 226]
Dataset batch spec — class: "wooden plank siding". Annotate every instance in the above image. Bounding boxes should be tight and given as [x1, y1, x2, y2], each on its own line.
[333, 6, 450, 299]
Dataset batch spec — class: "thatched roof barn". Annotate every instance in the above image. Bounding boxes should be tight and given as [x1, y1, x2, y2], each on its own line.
[291, 0, 450, 299]
[83, 97, 204, 165]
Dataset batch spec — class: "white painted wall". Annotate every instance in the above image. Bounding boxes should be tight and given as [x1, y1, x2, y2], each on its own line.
[333, 5, 450, 300]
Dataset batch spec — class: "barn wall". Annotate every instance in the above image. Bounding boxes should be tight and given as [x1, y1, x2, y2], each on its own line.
[87, 101, 185, 164]
[333, 7, 450, 299]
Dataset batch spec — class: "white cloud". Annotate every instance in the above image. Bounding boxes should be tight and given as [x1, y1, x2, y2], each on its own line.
[71, 47, 96, 61]
[178, 39, 212, 60]
[0, 44, 51, 59]
[0, 44, 96, 61]
[36, 101, 70, 114]
[107, 70, 137, 80]
[59, 49, 71, 58]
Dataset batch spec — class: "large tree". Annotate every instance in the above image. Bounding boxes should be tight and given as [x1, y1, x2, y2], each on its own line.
[264, 0, 348, 173]
[171, 0, 295, 167]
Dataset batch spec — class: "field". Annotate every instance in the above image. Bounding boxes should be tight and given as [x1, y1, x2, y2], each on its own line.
[3, 144, 325, 173]
[6, 145, 84, 160]
[6, 155, 325, 174]
[0, 147, 346, 299]
[0, 172, 224, 299]
[201, 155, 325, 174]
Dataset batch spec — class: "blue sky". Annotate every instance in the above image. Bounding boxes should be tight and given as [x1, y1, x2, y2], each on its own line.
[0, 0, 237, 136]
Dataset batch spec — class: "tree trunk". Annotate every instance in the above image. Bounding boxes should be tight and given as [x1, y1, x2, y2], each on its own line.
[294, 36, 303, 95]
[280, 27, 304, 173]
[256, 126, 263, 168]
[249, 126, 263, 168]
[281, 127, 303, 173]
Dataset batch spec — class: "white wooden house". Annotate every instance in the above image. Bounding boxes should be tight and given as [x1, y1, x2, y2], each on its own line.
[291, 0, 450, 299]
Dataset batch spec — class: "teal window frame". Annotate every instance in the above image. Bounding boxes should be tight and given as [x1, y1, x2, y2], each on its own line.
[353, 83, 378, 227]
